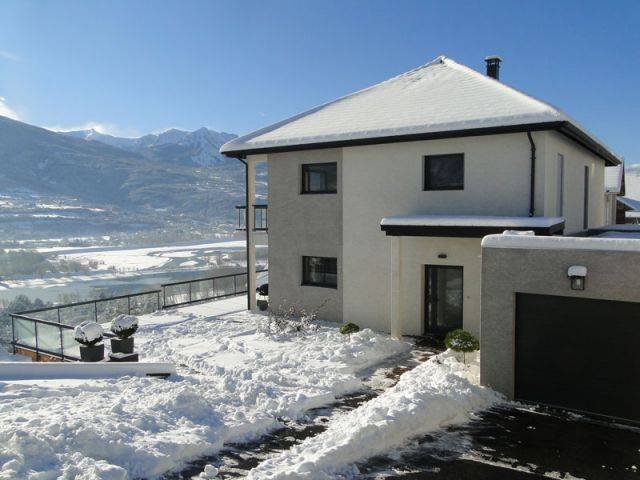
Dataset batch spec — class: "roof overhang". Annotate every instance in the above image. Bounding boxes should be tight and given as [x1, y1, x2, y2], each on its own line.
[380, 215, 565, 238]
[222, 121, 619, 166]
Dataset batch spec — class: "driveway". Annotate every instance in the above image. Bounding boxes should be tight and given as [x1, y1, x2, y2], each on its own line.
[358, 404, 640, 479]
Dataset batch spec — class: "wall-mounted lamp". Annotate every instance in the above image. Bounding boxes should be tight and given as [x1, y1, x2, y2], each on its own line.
[567, 265, 587, 291]
[437, 253, 447, 259]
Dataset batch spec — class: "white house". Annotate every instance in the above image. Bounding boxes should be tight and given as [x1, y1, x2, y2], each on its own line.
[221, 55, 620, 339]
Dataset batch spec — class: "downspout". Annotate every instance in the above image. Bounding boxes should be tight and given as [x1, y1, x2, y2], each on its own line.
[237, 156, 252, 310]
[526, 131, 536, 217]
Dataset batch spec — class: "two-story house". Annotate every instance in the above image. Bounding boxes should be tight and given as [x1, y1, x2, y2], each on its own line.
[221, 56, 620, 339]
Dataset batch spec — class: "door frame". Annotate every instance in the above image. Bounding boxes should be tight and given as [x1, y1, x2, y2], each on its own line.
[424, 264, 464, 335]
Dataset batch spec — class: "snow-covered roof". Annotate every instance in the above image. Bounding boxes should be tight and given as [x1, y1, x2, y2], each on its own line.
[380, 215, 563, 228]
[482, 232, 640, 252]
[221, 56, 620, 165]
[605, 165, 624, 194]
[618, 196, 640, 211]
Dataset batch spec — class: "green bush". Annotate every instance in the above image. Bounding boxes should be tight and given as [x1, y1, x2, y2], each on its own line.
[340, 322, 360, 335]
[444, 329, 479, 364]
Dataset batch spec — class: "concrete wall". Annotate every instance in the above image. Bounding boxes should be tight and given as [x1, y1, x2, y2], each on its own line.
[265, 149, 343, 322]
[342, 132, 546, 333]
[481, 244, 640, 398]
[542, 131, 606, 232]
[398, 237, 482, 336]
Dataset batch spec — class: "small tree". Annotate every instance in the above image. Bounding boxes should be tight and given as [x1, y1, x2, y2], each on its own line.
[340, 322, 360, 335]
[444, 329, 479, 365]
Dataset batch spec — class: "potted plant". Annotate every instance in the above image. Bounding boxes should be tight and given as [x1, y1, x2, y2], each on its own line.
[74, 321, 105, 362]
[256, 283, 269, 311]
[110, 314, 139, 354]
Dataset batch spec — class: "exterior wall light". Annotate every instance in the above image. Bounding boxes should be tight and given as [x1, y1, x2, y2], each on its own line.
[567, 265, 587, 291]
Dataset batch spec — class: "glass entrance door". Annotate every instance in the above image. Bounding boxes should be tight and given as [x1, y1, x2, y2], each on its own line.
[425, 265, 463, 334]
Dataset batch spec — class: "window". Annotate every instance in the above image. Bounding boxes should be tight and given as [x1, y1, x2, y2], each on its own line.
[302, 256, 337, 288]
[424, 154, 464, 190]
[583, 165, 590, 229]
[557, 154, 564, 216]
[301, 163, 337, 194]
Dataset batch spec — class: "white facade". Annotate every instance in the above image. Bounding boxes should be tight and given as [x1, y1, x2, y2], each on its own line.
[260, 130, 608, 336]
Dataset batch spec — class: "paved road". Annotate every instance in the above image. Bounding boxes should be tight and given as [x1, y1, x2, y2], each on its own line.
[358, 404, 640, 479]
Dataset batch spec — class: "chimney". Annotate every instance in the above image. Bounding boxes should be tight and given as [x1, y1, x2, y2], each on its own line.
[485, 56, 502, 80]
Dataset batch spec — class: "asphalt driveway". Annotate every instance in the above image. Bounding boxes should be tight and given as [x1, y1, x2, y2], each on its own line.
[358, 403, 640, 479]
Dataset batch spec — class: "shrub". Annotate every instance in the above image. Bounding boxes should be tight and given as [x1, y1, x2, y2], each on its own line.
[110, 314, 139, 339]
[340, 322, 360, 335]
[260, 299, 327, 336]
[444, 329, 479, 364]
[74, 321, 104, 346]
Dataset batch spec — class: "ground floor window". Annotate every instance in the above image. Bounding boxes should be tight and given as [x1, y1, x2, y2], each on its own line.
[302, 256, 337, 288]
[425, 265, 463, 334]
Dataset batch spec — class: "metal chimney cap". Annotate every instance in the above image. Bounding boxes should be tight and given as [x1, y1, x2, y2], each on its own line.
[484, 55, 503, 62]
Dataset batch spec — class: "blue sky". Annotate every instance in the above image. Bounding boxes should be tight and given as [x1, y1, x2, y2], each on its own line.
[0, 0, 639, 162]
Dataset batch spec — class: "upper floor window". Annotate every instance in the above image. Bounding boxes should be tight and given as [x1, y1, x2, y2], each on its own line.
[423, 154, 464, 191]
[302, 256, 337, 288]
[301, 162, 337, 194]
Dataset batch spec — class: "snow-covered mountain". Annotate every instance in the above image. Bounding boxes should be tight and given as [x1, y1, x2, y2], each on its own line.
[0, 115, 265, 240]
[64, 127, 237, 167]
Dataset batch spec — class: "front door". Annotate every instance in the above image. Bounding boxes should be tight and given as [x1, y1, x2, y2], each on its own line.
[425, 265, 463, 334]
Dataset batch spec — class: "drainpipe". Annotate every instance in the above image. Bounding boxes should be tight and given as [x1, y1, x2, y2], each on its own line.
[237, 156, 252, 310]
[527, 131, 536, 217]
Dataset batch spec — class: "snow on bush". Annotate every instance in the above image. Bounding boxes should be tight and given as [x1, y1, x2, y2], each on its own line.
[110, 314, 139, 338]
[444, 329, 479, 364]
[73, 321, 104, 346]
[247, 350, 502, 479]
[0, 299, 410, 479]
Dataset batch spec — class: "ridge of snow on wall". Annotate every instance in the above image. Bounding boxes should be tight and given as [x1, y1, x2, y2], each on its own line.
[246, 351, 501, 479]
[222, 56, 567, 153]
[482, 233, 640, 251]
[0, 297, 409, 479]
[380, 215, 564, 227]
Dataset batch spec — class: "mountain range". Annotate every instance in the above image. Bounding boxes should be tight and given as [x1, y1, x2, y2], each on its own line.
[0, 115, 266, 241]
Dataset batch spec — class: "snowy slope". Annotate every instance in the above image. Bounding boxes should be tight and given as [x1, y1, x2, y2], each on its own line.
[0, 297, 409, 479]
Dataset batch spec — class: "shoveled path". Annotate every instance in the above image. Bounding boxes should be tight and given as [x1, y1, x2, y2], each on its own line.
[357, 403, 640, 479]
[164, 337, 442, 479]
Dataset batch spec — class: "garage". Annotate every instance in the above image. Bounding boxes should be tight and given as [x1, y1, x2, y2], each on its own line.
[515, 293, 640, 423]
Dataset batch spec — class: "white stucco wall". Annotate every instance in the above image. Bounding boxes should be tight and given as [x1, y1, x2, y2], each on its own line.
[342, 132, 547, 334]
[266, 149, 343, 322]
[542, 131, 606, 232]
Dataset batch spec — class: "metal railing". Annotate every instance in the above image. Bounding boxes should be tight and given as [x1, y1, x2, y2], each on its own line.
[161, 269, 268, 309]
[236, 204, 268, 231]
[9, 269, 268, 361]
[10, 290, 161, 361]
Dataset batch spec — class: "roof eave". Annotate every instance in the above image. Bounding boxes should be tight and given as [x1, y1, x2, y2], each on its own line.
[380, 221, 565, 238]
[221, 121, 620, 165]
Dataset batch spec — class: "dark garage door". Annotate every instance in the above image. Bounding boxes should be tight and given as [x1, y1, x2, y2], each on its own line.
[516, 293, 640, 423]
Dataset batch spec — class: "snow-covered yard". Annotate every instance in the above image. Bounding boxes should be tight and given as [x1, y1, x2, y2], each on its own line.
[0, 296, 410, 479]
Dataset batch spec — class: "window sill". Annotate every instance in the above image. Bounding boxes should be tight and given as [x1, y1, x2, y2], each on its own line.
[301, 283, 338, 290]
[423, 187, 464, 191]
[300, 191, 338, 195]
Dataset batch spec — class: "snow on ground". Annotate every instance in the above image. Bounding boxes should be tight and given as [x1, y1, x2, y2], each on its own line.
[247, 350, 502, 479]
[0, 296, 409, 480]
[59, 240, 264, 272]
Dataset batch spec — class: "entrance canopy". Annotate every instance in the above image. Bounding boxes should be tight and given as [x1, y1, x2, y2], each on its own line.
[381, 215, 565, 237]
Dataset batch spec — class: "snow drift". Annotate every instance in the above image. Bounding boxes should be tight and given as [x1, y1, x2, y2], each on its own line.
[247, 350, 502, 479]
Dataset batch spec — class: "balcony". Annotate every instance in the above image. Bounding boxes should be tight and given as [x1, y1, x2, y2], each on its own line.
[236, 204, 268, 232]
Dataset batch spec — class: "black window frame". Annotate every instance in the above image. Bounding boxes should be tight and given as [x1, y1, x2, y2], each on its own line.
[302, 256, 338, 289]
[301, 162, 338, 194]
[423, 153, 465, 191]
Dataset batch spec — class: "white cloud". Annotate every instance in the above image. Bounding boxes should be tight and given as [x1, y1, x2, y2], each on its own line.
[0, 96, 20, 120]
[46, 121, 113, 135]
[0, 50, 21, 62]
